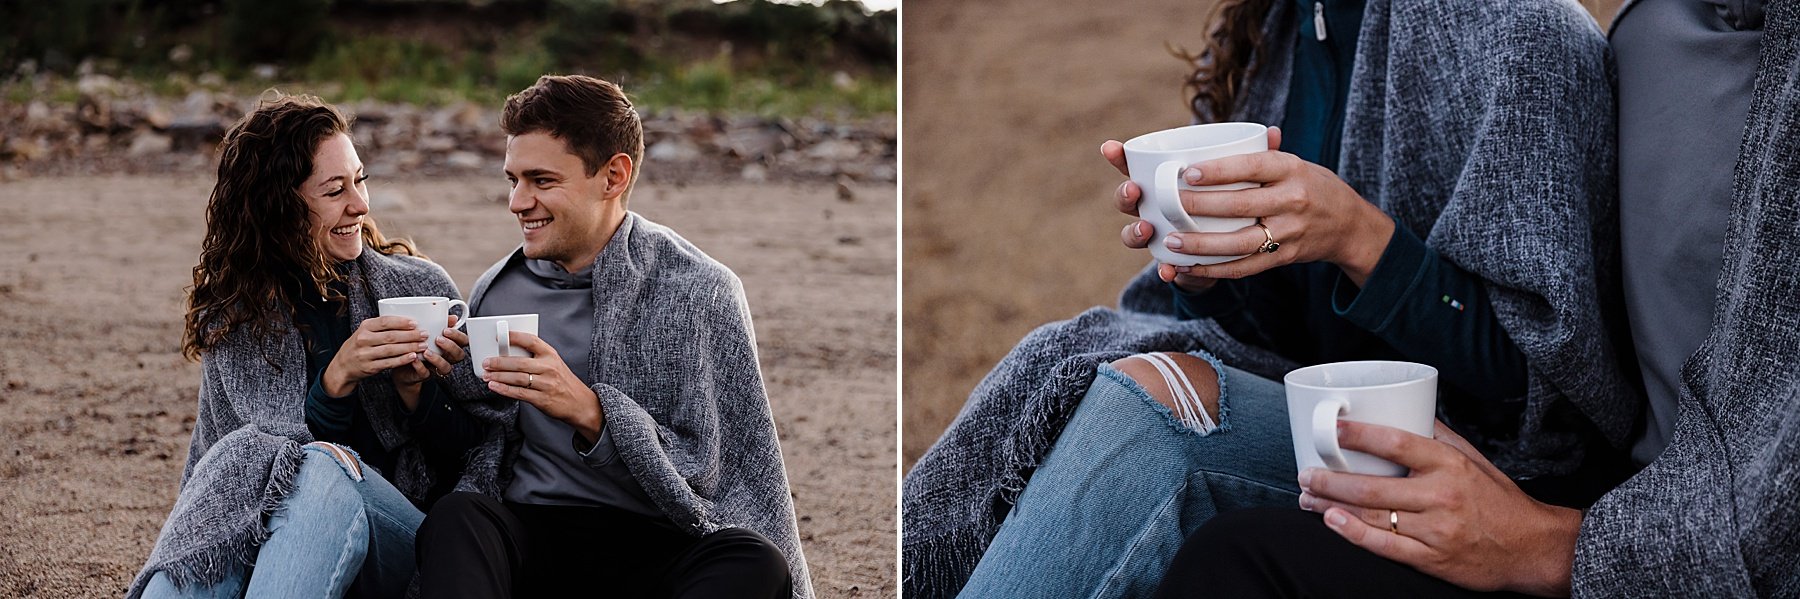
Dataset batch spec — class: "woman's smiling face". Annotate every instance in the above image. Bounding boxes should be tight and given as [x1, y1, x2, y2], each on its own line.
[300, 133, 370, 262]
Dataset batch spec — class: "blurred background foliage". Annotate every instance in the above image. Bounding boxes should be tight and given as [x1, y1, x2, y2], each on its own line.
[0, 0, 896, 116]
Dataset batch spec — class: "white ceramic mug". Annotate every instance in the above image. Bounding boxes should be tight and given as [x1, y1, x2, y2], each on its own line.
[375, 296, 467, 355]
[454, 314, 538, 378]
[1121, 122, 1269, 266]
[1284, 361, 1438, 477]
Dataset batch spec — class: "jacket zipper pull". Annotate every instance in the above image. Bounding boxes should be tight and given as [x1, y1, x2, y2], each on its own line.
[1314, 2, 1327, 41]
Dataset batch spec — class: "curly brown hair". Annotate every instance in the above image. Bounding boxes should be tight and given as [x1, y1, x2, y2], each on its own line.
[181, 92, 419, 361]
[1173, 0, 1274, 123]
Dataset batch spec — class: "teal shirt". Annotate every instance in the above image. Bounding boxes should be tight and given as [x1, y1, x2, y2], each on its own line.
[1282, 0, 1365, 169]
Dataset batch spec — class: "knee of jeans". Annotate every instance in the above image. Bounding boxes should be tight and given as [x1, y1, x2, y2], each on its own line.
[1110, 352, 1223, 433]
[303, 441, 366, 482]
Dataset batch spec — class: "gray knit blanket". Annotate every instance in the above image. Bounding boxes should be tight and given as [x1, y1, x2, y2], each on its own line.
[451, 212, 814, 598]
[1573, 1, 1800, 594]
[127, 250, 506, 598]
[901, 0, 1640, 596]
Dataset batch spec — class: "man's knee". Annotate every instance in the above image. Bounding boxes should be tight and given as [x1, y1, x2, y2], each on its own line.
[708, 528, 786, 570]
[420, 492, 506, 536]
[1110, 352, 1222, 429]
[684, 528, 790, 597]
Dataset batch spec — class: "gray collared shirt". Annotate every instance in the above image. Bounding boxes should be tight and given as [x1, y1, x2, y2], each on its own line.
[481, 254, 667, 521]
[1613, 0, 1764, 465]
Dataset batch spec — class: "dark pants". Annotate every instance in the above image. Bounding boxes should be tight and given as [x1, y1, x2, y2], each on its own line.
[415, 492, 792, 599]
[1153, 508, 1532, 599]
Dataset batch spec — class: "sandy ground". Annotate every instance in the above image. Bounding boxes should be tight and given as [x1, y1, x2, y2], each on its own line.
[0, 175, 897, 597]
[900, 0, 1623, 469]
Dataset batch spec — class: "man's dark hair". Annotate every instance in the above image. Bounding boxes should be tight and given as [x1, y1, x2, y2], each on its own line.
[501, 74, 644, 178]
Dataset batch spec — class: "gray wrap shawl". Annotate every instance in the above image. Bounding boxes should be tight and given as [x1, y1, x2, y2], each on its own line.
[901, 0, 1640, 595]
[127, 250, 505, 598]
[1572, 0, 1800, 594]
[450, 212, 814, 598]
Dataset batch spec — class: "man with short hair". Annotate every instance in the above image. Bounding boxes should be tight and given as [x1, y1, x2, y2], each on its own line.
[417, 74, 809, 599]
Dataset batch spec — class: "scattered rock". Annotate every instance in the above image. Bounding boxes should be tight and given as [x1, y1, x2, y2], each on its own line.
[740, 162, 768, 182]
[806, 139, 864, 162]
[76, 74, 120, 97]
[372, 190, 413, 210]
[836, 174, 856, 202]
[127, 131, 172, 156]
[418, 135, 458, 152]
[25, 101, 52, 126]
[445, 151, 484, 170]
[724, 124, 792, 160]
[143, 106, 173, 130]
[168, 44, 193, 65]
[252, 64, 279, 80]
[5, 137, 49, 161]
[648, 139, 704, 163]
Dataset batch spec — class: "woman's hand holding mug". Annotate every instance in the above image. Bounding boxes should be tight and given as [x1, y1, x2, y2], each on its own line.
[323, 314, 469, 410]
[1106, 126, 1397, 288]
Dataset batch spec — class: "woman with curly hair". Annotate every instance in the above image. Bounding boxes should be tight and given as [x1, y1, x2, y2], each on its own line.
[903, 0, 1641, 597]
[127, 93, 496, 598]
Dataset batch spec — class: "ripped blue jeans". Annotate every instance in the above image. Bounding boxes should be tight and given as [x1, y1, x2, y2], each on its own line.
[958, 354, 1302, 599]
[141, 442, 425, 599]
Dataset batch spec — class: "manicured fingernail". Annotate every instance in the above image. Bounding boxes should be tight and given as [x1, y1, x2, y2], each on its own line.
[1298, 494, 1314, 511]
[1175, 266, 1191, 273]
[1118, 180, 1131, 197]
[487, 381, 501, 390]
[1326, 511, 1347, 527]
[1298, 468, 1315, 488]
[1164, 235, 1183, 249]
[1133, 221, 1147, 239]
[1183, 167, 1203, 184]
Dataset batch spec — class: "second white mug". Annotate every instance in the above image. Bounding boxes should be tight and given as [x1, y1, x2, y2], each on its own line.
[1283, 360, 1438, 477]
[455, 314, 539, 378]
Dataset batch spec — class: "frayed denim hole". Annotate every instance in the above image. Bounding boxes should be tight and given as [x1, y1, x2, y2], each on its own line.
[1096, 361, 1223, 438]
[302, 441, 366, 482]
[1184, 349, 1231, 434]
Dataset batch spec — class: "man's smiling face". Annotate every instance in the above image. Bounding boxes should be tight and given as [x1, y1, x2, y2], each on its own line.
[504, 131, 612, 271]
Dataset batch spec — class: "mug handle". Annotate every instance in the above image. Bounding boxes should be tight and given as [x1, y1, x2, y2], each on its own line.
[1154, 160, 1202, 233]
[446, 299, 468, 326]
[1311, 398, 1353, 472]
[496, 319, 511, 358]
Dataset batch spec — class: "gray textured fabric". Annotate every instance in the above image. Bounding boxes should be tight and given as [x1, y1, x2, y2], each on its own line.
[1572, 1, 1800, 594]
[127, 250, 506, 598]
[453, 212, 813, 598]
[901, 0, 1638, 596]
[483, 255, 665, 519]
[1614, 0, 1763, 464]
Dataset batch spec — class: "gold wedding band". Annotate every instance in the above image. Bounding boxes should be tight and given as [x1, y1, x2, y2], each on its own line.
[1389, 509, 1400, 535]
[527, 373, 534, 389]
[1256, 222, 1280, 254]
